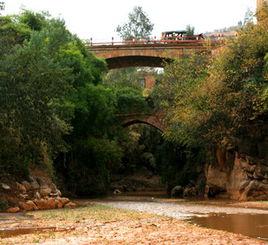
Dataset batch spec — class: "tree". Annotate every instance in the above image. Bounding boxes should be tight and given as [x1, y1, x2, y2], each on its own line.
[153, 5, 268, 153]
[185, 25, 195, 36]
[116, 6, 154, 40]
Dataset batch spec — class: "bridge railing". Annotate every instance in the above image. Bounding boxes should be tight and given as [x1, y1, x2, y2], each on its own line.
[85, 36, 228, 47]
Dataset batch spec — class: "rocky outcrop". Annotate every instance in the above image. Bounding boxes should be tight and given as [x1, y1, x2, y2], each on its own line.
[205, 152, 268, 201]
[171, 186, 183, 198]
[0, 168, 76, 212]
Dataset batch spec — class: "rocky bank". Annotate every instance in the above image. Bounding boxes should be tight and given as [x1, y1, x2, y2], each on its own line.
[205, 152, 268, 201]
[0, 166, 76, 213]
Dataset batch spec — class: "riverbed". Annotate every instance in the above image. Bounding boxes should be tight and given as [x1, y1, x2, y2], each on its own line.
[92, 195, 268, 241]
[0, 195, 268, 244]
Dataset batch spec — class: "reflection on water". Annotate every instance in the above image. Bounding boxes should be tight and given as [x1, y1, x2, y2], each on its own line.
[189, 213, 268, 241]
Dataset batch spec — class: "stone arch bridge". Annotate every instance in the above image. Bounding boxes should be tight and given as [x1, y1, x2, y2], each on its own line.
[88, 39, 221, 69]
[117, 112, 165, 132]
[88, 39, 221, 130]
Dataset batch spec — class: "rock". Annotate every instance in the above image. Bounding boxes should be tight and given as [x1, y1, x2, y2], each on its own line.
[206, 165, 228, 190]
[57, 197, 70, 207]
[46, 198, 56, 209]
[55, 199, 63, 208]
[207, 184, 226, 198]
[113, 189, 121, 195]
[64, 202, 76, 209]
[6, 207, 20, 213]
[34, 198, 56, 210]
[171, 186, 183, 198]
[1, 183, 11, 190]
[36, 177, 46, 186]
[19, 200, 37, 211]
[183, 187, 198, 198]
[50, 183, 57, 193]
[34, 199, 49, 210]
[19, 194, 29, 199]
[34, 191, 41, 199]
[39, 186, 52, 197]
[239, 180, 250, 191]
[239, 180, 268, 201]
[263, 179, 268, 184]
[50, 189, 62, 197]
[253, 171, 264, 180]
[22, 181, 32, 191]
[30, 180, 40, 190]
[16, 182, 27, 193]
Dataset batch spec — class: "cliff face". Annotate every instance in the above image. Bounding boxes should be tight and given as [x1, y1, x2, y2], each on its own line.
[205, 119, 268, 201]
[206, 153, 268, 201]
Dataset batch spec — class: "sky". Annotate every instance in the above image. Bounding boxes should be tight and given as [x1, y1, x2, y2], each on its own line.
[2, 0, 256, 42]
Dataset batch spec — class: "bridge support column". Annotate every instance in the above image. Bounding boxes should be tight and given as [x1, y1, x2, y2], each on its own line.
[144, 74, 156, 89]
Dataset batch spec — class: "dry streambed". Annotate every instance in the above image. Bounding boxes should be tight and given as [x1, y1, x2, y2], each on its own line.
[0, 200, 267, 244]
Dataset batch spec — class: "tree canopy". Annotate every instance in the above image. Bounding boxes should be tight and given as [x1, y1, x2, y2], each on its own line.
[116, 6, 154, 40]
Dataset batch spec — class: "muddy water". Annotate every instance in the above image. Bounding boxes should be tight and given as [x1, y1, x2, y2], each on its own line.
[95, 196, 268, 241]
[189, 213, 268, 241]
[0, 227, 57, 238]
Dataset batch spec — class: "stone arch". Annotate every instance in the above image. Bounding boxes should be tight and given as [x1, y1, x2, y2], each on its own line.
[121, 114, 165, 132]
[106, 55, 172, 69]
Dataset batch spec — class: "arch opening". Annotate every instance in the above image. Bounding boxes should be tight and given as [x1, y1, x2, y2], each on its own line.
[106, 55, 172, 69]
[122, 119, 164, 132]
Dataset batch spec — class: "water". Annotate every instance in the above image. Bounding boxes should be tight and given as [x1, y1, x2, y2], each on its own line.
[189, 213, 268, 241]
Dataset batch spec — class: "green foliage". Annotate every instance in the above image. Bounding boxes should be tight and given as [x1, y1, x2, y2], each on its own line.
[19, 10, 47, 31]
[0, 16, 31, 56]
[71, 84, 118, 138]
[185, 25, 195, 35]
[153, 6, 268, 151]
[114, 86, 149, 114]
[116, 6, 154, 40]
[64, 137, 122, 196]
[0, 18, 75, 174]
[0, 199, 8, 211]
[0, 11, 108, 183]
[104, 68, 145, 90]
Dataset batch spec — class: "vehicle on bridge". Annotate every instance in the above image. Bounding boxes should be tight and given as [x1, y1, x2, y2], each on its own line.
[161, 30, 204, 41]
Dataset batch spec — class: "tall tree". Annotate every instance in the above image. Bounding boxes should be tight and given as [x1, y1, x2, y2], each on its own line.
[116, 6, 154, 40]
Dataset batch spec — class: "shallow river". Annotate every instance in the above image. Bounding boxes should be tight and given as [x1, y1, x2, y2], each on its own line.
[94, 195, 268, 241]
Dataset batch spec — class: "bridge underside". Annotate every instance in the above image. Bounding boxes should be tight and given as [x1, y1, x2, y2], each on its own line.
[106, 56, 172, 69]
[121, 116, 165, 132]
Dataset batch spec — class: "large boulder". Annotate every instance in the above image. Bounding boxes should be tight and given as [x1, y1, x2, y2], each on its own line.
[183, 187, 198, 198]
[1, 183, 11, 190]
[34, 199, 49, 210]
[6, 207, 20, 213]
[30, 180, 40, 190]
[19, 200, 37, 211]
[39, 186, 52, 197]
[57, 197, 70, 207]
[16, 182, 27, 193]
[21, 181, 32, 191]
[64, 202, 76, 209]
[171, 186, 183, 198]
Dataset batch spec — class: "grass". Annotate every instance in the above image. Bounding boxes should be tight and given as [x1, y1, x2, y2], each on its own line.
[0, 204, 153, 244]
[29, 203, 151, 222]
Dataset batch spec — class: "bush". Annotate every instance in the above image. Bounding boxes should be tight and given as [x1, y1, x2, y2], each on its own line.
[0, 199, 8, 211]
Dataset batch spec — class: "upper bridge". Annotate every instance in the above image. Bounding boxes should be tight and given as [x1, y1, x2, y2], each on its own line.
[87, 39, 222, 69]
